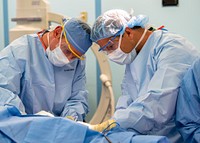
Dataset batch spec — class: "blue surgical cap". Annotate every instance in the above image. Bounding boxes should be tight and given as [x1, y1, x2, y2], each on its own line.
[63, 18, 92, 55]
[90, 9, 149, 42]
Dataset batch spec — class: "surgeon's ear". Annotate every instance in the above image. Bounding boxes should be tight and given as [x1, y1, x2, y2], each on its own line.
[53, 26, 63, 39]
[124, 27, 134, 39]
[120, 27, 135, 53]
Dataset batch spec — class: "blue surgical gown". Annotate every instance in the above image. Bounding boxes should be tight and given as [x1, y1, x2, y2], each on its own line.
[176, 58, 200, 143]
[0, 34, 89, 121]
[113, 30, 200, 143]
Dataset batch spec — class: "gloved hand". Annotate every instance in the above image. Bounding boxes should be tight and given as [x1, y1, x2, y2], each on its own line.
[89, 119, 116, 132]
[35, 110, 54, 117]
[66, 116, 75, 121]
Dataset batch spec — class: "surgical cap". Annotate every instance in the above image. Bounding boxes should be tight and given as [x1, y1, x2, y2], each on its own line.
[63, 18, 92, 55]
[90, 9, 149, 42]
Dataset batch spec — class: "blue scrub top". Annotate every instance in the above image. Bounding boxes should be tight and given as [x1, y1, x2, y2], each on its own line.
[114, 30, 200, 143]
[0, 34, 89, 121]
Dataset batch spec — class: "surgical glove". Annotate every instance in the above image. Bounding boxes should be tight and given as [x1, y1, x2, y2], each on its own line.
[66, 116, 75, 121]
[35, 110, 54, 117]
[89, 119, 116, 132]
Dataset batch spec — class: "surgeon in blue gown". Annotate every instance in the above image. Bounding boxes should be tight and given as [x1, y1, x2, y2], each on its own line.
[176, 58, 200, 143]
[0, 18, 92, 121]
[89, 9, 200, 143]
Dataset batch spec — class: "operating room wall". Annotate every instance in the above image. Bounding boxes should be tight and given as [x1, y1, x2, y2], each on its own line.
[0, 2, 4, 50]
[0, 0, 200, 122]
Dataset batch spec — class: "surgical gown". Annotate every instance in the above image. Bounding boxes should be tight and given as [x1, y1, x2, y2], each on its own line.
[0, 34, 89, 121]
[113, 30, 200, 143]
[176, 58, 200, 143]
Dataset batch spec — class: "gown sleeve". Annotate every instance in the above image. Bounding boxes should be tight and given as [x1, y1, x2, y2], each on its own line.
[0, 46, 25, 113]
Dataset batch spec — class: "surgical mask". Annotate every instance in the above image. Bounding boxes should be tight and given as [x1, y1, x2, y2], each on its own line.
[46, 32, 70, 67]
[108, 29, 147, 65]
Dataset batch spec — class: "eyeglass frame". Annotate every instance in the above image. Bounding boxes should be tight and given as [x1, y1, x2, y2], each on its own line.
[98, 30, 123, 52]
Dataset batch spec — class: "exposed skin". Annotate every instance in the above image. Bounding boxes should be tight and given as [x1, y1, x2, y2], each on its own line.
[42, 26, 82, 60]
[97, 27, 153, 55]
